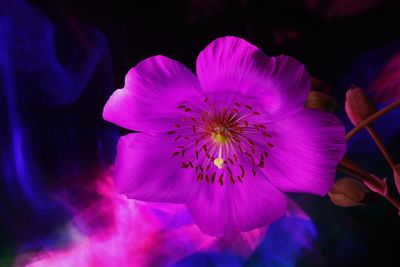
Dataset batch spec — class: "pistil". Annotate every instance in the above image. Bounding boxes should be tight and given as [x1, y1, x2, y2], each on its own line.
[213, 145, 224, 169]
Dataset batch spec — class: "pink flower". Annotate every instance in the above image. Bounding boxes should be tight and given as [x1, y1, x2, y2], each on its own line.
[103, 36, 346, 236]
[369, 53, 400, 103]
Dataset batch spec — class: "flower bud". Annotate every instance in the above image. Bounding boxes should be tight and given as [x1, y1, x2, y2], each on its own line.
[394, 164, 400, 194]
[328, 177, 368, 207]
[306, 91, 338, 112]
[345, 87, 377, 126]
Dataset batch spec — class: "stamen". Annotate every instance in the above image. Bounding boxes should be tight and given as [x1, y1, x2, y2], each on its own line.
[218, 174, 224, 186]
[211, 172, 216, 184]
[174, 135, 181, 141]
[172, 98, 274, 185]
[239, 165, 245, 178]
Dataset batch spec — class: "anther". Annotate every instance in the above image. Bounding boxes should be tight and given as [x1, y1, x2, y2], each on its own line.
[262, 131, 272, 138]
[239, 165, 245, 178]
[203, 145, 208, 152]
[218, 174, 224, 186]
[199, 165, 204, 173]
[258, 154, 265, 168]
[226, 166, 233, 176]
[211, 172, 216, 184]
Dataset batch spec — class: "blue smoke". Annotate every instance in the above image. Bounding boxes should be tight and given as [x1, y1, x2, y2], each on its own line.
[172, 216, 318, 267]
[0, 0, 117, 253]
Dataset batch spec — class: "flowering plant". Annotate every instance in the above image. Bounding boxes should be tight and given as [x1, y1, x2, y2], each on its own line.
[103, 36, 346, 236]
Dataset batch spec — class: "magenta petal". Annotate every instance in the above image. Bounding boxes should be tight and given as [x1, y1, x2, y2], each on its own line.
[103, 55, 202, 132]
[196, 36, 310, 116]
[114, 133, 194, 203]
[187, 175, 286, 236]
[262, 108, 346, 196]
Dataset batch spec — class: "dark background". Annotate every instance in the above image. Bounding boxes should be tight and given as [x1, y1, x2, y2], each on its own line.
[1, 0, 400, 266]
[29, 0, 400, 89]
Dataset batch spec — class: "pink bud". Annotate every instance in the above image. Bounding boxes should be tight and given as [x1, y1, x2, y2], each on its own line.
[329, 177, 368, 207]
[345, 87, 377, 126]
[306, 91, 338, 112]
[394, 164, 400, 194]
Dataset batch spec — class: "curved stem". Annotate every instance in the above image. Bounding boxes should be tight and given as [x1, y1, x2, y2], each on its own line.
[366, 126, 397, 169]
[338, 157, 400, 211]
[346, 100, 400, 140]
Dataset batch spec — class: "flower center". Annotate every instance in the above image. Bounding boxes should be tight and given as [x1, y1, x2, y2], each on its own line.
[168, 97, 274, 186]
[212, 129, 228, 144]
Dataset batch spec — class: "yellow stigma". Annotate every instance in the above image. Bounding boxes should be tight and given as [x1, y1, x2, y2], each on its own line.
[214, 157, 224, 169]
[212, 132, 228, 144]
[213, 145, 224, 169]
